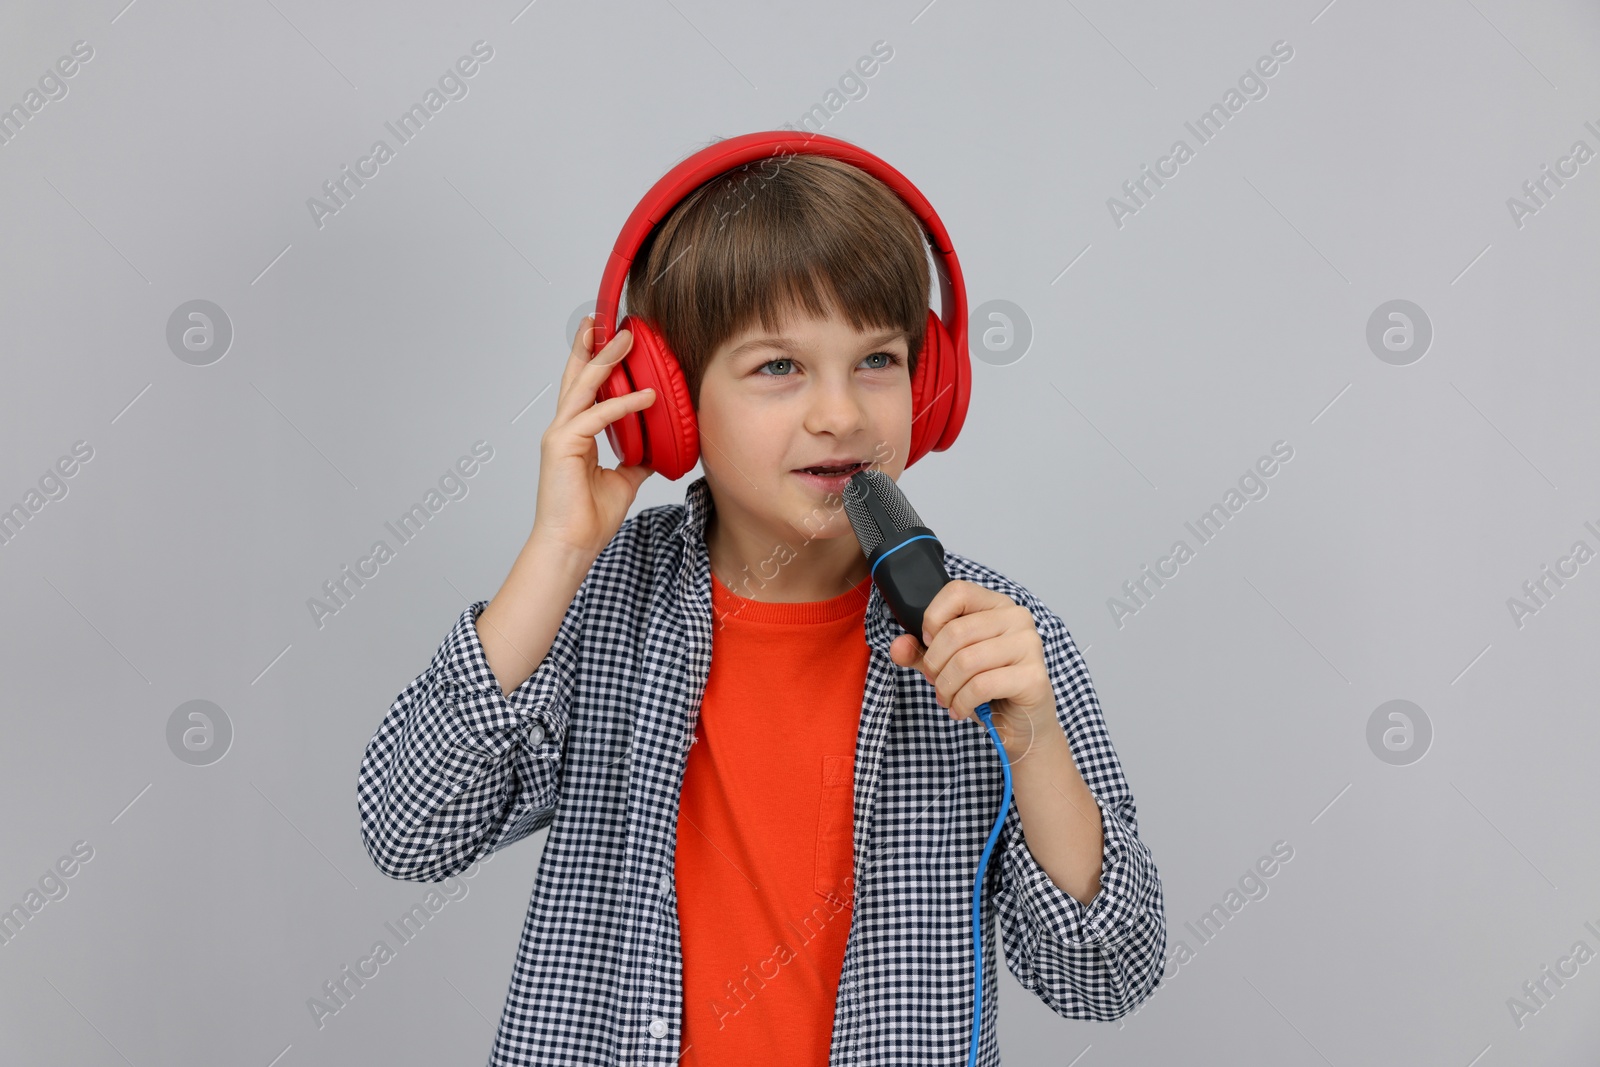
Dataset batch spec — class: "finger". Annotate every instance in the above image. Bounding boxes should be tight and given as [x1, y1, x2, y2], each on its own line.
[919, 580, 972, 643]
[889, 633, 923, 668]
[562, 387, 657, 442]
[557, 329, 634, 422]
[573, 315, 595, 354]
[933, 639, 1017, 711]
[581, 327, 633, 383]
[565, 386, 656, 439]
[613, 461, 655, 493]
[919, 580, 997, 645]
[948, 664, 1030, 721]
[922, 607, 1010, 679]
[559, 316, 596, 394]
[890, 635, 935, 684]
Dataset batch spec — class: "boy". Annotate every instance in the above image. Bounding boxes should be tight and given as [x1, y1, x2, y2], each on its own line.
[358, 151, 1165, 1066]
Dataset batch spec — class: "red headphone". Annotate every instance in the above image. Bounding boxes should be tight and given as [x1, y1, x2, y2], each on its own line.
[588, 131, 971, 481]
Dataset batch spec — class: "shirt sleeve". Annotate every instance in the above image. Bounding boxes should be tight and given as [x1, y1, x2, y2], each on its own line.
[992, 608, 1167, 1020]
[357, 582, 586, 882]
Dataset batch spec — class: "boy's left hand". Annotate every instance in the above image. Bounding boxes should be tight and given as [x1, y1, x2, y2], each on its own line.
[887, 580, 1058, 758]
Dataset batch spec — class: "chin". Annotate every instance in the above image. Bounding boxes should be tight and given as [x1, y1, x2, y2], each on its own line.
[782, 496, 853, 535]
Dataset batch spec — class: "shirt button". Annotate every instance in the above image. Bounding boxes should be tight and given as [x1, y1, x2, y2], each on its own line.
[648, 1017, 669, 1039]
[659, 873, 672, 894]
[525, 723, 546, 747]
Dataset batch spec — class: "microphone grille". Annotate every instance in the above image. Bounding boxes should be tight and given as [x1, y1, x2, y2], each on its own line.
[843, 468, 924, 556]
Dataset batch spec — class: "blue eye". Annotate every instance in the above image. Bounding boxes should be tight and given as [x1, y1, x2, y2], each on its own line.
[755, 351, 903, 377]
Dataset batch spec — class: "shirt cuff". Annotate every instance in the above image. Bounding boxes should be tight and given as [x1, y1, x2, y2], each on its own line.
[1003, 789, 1150, 949]
[433, 600, 569, 761]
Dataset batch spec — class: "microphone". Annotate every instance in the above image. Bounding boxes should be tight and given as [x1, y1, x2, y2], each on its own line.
[842, 465, 1011, 1067]
[840, 467, 950, 644]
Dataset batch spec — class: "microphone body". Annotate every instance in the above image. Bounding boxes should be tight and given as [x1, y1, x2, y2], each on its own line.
[841, 469, 949, 642]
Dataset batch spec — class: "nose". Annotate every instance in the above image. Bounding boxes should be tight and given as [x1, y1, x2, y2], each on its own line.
[803, 369, 868, 439]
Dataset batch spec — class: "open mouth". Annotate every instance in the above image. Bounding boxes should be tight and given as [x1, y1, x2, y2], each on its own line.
[796, 461, 869, 477]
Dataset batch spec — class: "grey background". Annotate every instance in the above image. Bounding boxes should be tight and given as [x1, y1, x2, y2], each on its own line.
[2, 0, 1597, 1063]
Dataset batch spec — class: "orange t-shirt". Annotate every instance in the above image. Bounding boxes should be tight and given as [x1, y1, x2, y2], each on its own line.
[675, 569, 874, 1067]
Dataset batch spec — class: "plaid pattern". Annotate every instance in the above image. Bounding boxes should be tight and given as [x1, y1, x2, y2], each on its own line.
[358, 475, 1166, 1065]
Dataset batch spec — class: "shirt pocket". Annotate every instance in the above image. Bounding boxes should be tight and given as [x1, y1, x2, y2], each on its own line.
[813, 755, 854, 907]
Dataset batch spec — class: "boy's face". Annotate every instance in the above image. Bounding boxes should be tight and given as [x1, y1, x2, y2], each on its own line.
[695, 303, 914, 553]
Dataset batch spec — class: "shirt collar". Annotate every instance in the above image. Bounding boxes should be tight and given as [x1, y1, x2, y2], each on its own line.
[672, 474, 903, 654]
[673, 474, 715, 546]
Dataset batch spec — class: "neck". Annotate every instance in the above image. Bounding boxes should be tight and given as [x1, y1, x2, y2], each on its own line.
[705, 510, 870, 603]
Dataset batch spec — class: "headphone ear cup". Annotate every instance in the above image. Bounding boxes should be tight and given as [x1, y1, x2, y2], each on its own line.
[609, 315, 700, 480]
[907, 324, 933, 468]
[932, 307, 971, 453]
[907, 308, 955, 468]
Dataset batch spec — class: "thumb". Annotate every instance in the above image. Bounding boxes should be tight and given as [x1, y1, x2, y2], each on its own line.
[889, 634, 930, 676]
[616, 463, 654, 492]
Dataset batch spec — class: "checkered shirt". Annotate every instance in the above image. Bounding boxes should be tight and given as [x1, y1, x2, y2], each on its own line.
[357, 474, 1166, 1065]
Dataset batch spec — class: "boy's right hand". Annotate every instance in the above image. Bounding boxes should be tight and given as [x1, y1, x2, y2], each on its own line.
[532, 316, 658, 558]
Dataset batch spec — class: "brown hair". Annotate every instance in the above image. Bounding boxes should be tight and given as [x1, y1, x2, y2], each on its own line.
[622, 145, 932, 409]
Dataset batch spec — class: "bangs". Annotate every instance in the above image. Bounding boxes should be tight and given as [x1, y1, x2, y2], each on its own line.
[623, 150, 932, 407]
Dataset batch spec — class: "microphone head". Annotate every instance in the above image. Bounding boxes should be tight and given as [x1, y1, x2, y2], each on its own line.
[842, 468, 925, 558]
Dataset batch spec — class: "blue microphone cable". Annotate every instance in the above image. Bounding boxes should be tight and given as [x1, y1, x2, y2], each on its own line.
[968, 700, 1013, 1067]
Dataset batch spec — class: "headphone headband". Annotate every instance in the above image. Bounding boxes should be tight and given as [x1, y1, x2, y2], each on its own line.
[590, 131, 967, 365]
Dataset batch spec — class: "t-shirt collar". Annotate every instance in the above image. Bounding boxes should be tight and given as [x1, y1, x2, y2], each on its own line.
[672, 474, 902, 652]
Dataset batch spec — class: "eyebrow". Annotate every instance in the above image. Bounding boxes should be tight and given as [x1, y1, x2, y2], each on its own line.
[726, 328, 909, 360]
